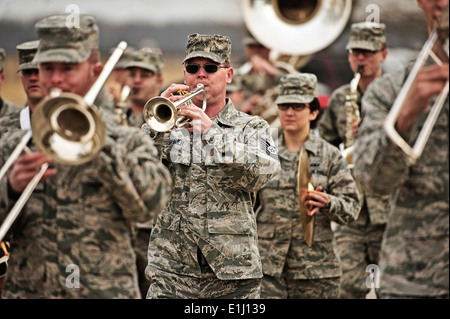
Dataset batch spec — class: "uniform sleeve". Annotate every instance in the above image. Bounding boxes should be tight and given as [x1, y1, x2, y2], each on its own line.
[353, 72, 411, 196]
[92, 127, 172, 223]
[202, 117, 281, 192]
[320, 146, 361, 225]
[0, 129, 29, 220]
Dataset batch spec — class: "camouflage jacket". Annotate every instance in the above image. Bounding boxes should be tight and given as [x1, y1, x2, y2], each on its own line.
[0, 99, 22, 138]
[318, 83, 390, 225]
[0, 99, 22, 117]
[0, 109, 172, 298]
[142, 98, 280, 280]
[353, 62, 449, 297]
[256, 132, 361, 280]
[126, 109, 145, 129]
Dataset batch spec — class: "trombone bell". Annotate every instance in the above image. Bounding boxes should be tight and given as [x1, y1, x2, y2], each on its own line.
[31, 90, 106, 165]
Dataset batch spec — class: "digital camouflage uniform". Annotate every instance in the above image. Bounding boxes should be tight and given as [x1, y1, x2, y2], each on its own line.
[121, 48, 165, 297]
[0, 14, 172, 299]
[0, 48, 22, 121]
[317, 22, 391, 298]
[257, 73, 361, 299]
[142, 33, 281, 299]
[354, 58, 449, 298]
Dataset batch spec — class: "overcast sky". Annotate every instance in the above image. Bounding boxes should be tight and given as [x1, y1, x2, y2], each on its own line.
[0, 0, 244, 25]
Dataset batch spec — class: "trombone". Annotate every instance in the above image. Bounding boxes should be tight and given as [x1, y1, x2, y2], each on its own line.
[143, 83, 207, 132]
[383, 9, 448, 165]
[0, 41, 128, 242]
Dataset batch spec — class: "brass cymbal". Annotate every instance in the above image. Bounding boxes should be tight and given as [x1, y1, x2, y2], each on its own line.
[298, 148, 314, 247]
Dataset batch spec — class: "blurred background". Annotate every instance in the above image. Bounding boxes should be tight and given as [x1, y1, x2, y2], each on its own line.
[1, 0, 427, 106]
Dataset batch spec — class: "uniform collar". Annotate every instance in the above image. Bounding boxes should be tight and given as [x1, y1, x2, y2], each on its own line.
[278, 131, 320, 161]
[213, 98, 238, 127]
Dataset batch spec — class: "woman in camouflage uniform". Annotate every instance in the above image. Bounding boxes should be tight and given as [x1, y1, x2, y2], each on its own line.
[256, 73, 361, 298]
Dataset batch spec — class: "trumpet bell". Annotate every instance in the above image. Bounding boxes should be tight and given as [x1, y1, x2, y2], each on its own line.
[31, 91, 105, 165]
[242, 0, 352, 56]
[143, 83, 207, 133]
[143, 97, 178, 133]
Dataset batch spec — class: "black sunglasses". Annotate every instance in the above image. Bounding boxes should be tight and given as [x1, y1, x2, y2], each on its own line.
[348, 48, 380, 57]
[185, 63, 228, 74]
[278, 104, 309, 111]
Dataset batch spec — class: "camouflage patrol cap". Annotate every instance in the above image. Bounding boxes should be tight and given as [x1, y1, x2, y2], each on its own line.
[183, 33, 231, 64]
[33, 14, 99, 64]
[275, 73, 318, 105]
[16, 40, 39, 72]
[346, 22, 386, 51]
[0, 48, 5, 71]
[123, 48, 164, 73]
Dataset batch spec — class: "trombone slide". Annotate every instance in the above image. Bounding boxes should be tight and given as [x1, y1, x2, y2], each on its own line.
[84, 41, 128, 106]
[383, 29, 449, 165]
[0, 160, 48, 243]
[0, 131, 32, 182]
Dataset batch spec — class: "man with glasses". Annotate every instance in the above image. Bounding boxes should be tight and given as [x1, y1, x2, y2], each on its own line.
[142, 33, 280, 299]
[318, 22, 388, 147]
[318, 22, 391, 299]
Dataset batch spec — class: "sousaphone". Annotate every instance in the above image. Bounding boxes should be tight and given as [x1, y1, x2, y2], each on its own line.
[242, 0, 352, 69]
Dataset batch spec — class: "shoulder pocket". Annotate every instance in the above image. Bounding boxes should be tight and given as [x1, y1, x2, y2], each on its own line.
[207, 210, 251, 235]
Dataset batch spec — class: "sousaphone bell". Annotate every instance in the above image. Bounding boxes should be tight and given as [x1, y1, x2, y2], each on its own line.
[242, 0, 352, 69]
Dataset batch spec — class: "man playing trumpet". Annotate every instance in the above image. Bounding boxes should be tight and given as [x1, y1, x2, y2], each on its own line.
[142, 33, 280, 299]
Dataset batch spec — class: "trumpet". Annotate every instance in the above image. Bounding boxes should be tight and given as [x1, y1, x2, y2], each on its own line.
[384, 5, 448, 165]
[0, 41, 128, 243]
[143, 83, 207, 132]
